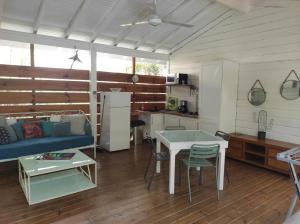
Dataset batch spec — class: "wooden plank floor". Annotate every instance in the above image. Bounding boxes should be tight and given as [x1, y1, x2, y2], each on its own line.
[0, 142, 297, 224]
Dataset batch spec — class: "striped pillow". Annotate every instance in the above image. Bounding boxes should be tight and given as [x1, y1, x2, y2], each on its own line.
[0, 127, 9, 145]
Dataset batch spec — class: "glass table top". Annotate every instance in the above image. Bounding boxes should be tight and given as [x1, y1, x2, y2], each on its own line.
[159, 130, 220, 142]
[19, 150, 95, 177]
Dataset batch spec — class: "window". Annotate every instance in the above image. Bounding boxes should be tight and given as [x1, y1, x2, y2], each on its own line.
[97, 53, 132, 73]
[135, 58, 168, 76]
[34, 45, 90, 70]
[0, 40, 30, 66]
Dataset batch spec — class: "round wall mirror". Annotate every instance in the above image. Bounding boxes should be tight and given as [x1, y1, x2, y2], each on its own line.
[280, 80, 300, 100]
[248, 88, 266, 106]
[280, 70, 300, 100]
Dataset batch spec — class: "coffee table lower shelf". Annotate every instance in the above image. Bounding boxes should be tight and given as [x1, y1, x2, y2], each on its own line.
[20, 169, 96, 205]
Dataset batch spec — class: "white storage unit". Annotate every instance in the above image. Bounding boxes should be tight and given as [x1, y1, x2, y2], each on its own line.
[99, 92, 132, 152]
[180, 117, 199, 130]
[139, 112, 198, 138]
[139, 113, 164, 139]
[199, 60, 239, 134]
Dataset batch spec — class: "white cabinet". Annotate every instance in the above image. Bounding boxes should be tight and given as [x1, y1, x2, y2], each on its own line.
[164, 114, 180, 128]
[139, 113, 199, 138]
[180, 117, 198, 130]
[199, 60, 238, 134]
[139, 113, 164, 138]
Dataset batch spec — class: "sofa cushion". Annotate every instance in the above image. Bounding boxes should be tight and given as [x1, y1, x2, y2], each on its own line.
[62, 115, 86, 135]
[11, 121, 24, 140]
[22, 122, 43, 139]
[4, 125, 18, 143]
[0, 116, 6, 126]
[0, 135, 94, 160]
[0, 127, 9, 145]
[41, 121, 55, 137]
[53, 122, 71, 137]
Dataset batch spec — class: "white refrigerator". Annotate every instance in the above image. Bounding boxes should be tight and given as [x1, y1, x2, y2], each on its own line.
[99, 92, 132, 152]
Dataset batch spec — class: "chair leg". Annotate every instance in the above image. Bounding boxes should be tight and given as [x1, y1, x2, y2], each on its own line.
[225, 165, 230, 184]
[187, 167, 192, 203]
[198, 167, 204, 185]
[215, 161, 220, 201]
[144, 154, 153, 181]
[147, 159, 156, 190]
[176, 159, 182, 186]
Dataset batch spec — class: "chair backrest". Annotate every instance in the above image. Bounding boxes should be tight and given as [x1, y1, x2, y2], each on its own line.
[189, 144, 220, 160]
[215, 131, 230, 141]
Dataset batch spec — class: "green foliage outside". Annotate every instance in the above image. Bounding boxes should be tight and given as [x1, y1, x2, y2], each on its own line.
[126, 63, 162, 75]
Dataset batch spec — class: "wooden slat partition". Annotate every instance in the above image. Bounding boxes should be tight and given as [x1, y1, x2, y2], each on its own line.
[97, 71, 166, 113]
[0, 65, 166, 122]
[0, 64, 89, 80]
[98, 71, 166, 84]
[0, 65, 90, 115]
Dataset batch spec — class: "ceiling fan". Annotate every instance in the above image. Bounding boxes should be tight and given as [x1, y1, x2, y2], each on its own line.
[69, 47, 82, 69]
[120, 0, 194, 28]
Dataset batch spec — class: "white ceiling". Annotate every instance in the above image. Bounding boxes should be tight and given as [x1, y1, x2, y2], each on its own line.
[171, 0, 300, 63]
[0, 0, 232, 53]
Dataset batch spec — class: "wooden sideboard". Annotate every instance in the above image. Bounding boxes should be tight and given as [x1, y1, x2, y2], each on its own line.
[228, 133, 299, 174]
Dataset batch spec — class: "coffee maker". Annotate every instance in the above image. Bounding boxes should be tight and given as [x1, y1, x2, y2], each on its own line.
[178, 100, 188, 113]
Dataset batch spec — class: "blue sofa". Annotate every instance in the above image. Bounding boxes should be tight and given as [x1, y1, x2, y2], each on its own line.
[0, 135, 94, 161]
[0, 110, 96, 162]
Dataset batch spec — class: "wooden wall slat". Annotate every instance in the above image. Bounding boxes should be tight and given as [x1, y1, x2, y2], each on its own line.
[0, 104, 90, 114]
[131, 103, 165, 111]
[0, 92, 33, 104]
[98, 71, 166, 84]
[0, 79, 89, 91]
[133, 94, 166, 102]
[35, 93, 89, 103]
[97, 83, 166, 93]
[0, 92, 89, 104]
[0, 65, 89, 80]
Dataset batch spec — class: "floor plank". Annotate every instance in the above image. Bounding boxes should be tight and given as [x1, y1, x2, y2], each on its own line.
[0, 143, 297, 224]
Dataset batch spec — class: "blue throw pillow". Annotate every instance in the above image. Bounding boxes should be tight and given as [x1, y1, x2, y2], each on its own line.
[12, 121, 24, 140]
[52, 122, 71, 137]
[41, 121, 55, 137]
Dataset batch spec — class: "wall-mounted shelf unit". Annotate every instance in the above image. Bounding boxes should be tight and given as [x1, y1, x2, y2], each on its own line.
[228, 133, 299, 174]
[165, 84, 197, 96]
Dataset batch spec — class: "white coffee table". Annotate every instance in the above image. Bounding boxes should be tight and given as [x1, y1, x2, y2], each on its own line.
[18, 150, 97, 205]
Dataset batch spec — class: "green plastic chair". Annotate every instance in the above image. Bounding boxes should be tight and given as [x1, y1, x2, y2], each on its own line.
[182, 143, 220, 203]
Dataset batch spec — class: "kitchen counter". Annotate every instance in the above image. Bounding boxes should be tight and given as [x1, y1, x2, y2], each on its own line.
[137, 110, 198, 119]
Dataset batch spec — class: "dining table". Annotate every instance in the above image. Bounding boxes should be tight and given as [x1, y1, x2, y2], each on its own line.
[155, 130, 228, 194]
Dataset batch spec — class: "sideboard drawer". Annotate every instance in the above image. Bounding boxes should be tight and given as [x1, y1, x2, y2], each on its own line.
[268, 147, 287, 158]
[268, 158, 289, 172]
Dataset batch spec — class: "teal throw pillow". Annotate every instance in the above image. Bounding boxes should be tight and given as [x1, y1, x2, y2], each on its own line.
[53, 122, 71, 137]
[41, 121, 55, 137]
[11, 121, 24, 140]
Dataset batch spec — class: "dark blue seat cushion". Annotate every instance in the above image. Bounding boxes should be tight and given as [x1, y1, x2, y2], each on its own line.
[0, 135, 94, 160]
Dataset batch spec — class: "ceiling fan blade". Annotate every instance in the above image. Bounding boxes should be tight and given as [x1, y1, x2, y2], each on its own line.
[120, 21, 149, 27]
[162, 19, 194, 28]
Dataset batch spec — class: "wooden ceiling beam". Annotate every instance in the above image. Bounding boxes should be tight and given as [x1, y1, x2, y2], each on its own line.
[90, 0, 123, 42]
[33, 0, 46, 34]
[64, 0, 87, 38]
[152, 2, 214, 52]
[113, 8, 150, 46]
[134, 0, 192, 50]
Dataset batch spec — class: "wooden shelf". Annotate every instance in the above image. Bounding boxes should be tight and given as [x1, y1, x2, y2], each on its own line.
[165, 84, 198, 96]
